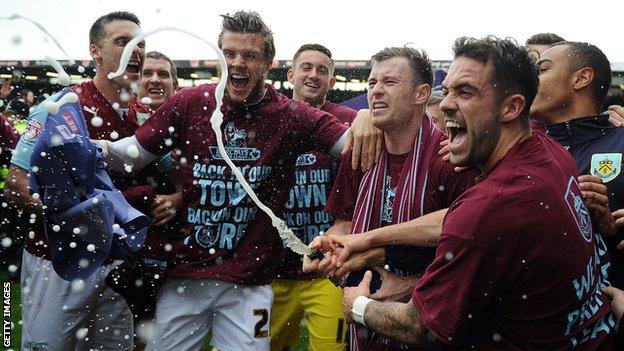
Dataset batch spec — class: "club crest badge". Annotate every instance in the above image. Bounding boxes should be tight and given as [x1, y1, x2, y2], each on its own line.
[591, 153, 622, 183]
[564, 176, 592, 243]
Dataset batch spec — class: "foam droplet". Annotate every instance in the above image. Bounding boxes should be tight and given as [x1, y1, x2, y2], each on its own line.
[110, 131, 119, 140]
[78, 258, 89, 268]
[91, 116, 103, 127]
[71, 279, 85, 292]
[52, 225, 61, 232]
[141, 96, 152, 105]
[120, 91, 130, 102]
[51, 135, 63, 146]
[11, 35, 21, 45]
[126, 145, 140, 158]
[136, 321, 157, 342]
[86, 244, 95, 252]
[2, 237, 12, 248]
[77, 66, 85, 73]
[76, 327, 88, 340]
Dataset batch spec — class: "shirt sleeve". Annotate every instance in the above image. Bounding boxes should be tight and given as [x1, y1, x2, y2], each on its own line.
[295, 104, 348, 155]
[325, 152, 360, 221]
[411, 234, 502, 345]
[10, 101, 55, 170]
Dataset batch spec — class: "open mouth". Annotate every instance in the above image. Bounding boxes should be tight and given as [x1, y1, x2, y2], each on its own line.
[126, 60, 140, 74]
[304, 82, 319, 89]
[371, 101, 389, 113]
[148, 88, 164, 96]
[230, 73, 249, 90]
[446, 120, 467, 147]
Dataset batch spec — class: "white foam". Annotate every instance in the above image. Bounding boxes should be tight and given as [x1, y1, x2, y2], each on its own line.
[2, 15, 76, 85]
[126, 144, 140, 158]
[91, 116, 103, 127]
[43, 92, 78, 114]
[108, 26, 313, 257]
[141, 96, 152, 105]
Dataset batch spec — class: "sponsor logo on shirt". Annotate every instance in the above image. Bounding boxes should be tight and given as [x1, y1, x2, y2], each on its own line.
[61, 112, 79, 134]
[590, 153, 621, 183]
[23, 119, 42, 141]
[564, 176, 592, 243]
[209, 122, 261, 161]
[295, 153, 317, 166]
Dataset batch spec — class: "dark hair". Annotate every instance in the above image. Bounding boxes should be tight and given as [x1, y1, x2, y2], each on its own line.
[146, 51, 178, 84]
[292, 43, 334, 71]
[5, 98, 28, 118]
[218, 11, 275, 63]
[525, 33, 565, 46]
[453, 36, 539, 120]
[551, 41, 612, 108]
[371, 46, 433, 87]
[89, 11, 140, 46]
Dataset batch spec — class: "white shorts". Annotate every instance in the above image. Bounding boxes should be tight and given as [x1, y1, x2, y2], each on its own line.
[20, 250, 133, 351]
[147, 278, 273, 351]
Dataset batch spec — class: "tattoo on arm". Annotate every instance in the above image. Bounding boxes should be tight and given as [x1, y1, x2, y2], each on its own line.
[363, 299, 429, 346]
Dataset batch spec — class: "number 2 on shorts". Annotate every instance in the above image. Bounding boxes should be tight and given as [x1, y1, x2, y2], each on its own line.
[253, 308, 269, 338]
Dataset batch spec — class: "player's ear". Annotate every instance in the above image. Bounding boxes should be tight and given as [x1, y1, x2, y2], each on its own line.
[90, 43, 102, 66]
[328, 76, 336, 90]
[412, 84, 431, 106]
[500, 93, 526, 123]
[287, 69, 295, 84]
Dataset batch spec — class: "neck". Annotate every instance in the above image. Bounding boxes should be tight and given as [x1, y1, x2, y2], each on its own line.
[243, 84, 267, 106]
[543, 94, 600, 125]
[293, 92, 325, 108]
[480, 123, 531, 174]
[384, 111, 424, 155]
[93, 73, 130, 109]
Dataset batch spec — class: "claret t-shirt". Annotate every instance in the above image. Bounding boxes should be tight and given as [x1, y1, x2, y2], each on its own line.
[135, 83, 347, 284]
[412, 133, 615, 350]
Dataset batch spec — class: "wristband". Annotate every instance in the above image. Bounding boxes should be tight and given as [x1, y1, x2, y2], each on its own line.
[351, 295, 373, 326]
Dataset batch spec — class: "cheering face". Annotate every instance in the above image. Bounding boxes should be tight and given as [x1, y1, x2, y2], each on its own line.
[529, 45, 574, 124]
[220, 31, 270, 104]
[367, 57, 419, 132]
[288, 50, 335, 107]
[440, 56, 501, 168]
[93, 20, 145, 88]
[139, 57, 177, 110]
